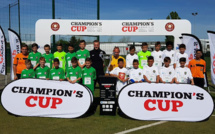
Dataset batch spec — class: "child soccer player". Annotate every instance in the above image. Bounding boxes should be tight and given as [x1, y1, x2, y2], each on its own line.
[21, 59, 35, 79]
[49, 58, 65, 81]
[175, 44, 189, 68]
[42, 44, 53, 69]
[129, 59, 144, 83]
[162, 41, 175, 68]
[159, 57, 175, 84]
[126, 45, 138, 69]
[138, 42, 151, 69]
[35, 57, 50, 80]
[66, 44, 76, 71]
[143, 56, 159, 83]
[67, 57, 82, 84]
[110, 58, 129, 94]
[53, 43, 66, 71]
[28, 43, 42, 70]
[76, 40, 90, 69]
[175, 58, 194, 85]
[151, 41, 163, 69]
[82, 58, 96, 95]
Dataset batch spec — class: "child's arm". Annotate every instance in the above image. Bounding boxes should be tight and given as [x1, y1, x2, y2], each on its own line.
[33, 63, 40, 70]
[191, 79, 194, 85]
[144, 75, 151, 83]
[159, 77, 165, 83]
[170, 77, 175, 84]
[156, 75, 160, 83]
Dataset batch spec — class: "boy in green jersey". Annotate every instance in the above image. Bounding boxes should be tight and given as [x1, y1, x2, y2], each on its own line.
[49, 58, 65, 81]
[35, 57, 50, 80]
[76, 40, 90, 69]
[28, 43, 42, 70]
[21, 59, 35, 79]
[53, 44, 66, 71]
[137, 42, 151, 69]
[66, 44, 76, 71]
[42, 44, 53, 69]
[66, 57, 82, 84]
[82, 58, 96, 95]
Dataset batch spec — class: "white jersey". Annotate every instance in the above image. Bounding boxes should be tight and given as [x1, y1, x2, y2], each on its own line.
[129, 68, 144, 82]
[126, 54, 138, 69]
[175, 67, 193, 84]
[159, 66, 175, 83]
[162, 50, 176, 66]
[151, 50, 163, 68]
[110, 67, 128, 94]
[143, 65, 159, 82]
[174, 52, 189, 67]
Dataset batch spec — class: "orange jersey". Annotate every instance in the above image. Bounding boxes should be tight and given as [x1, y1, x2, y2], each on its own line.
[188, 59, 206, 78]
[13, 53, 29, 74]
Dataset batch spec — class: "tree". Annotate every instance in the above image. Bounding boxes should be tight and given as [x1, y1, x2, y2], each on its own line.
[119, 36, 131, 43]
[69, 36, 80, 52]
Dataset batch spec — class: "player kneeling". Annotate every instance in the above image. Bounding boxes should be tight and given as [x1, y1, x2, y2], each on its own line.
[129, 59, 144, 83]
[49, 58, 65, 81]
[159, 57, 175, 84]
[21, 59, 35, 79]
[143, 56, 159, 83]
[110, 58, 129, 95]
[175, 58, 194, 85]
[35, 57, 50, 80]
[67, 57, 82, 84]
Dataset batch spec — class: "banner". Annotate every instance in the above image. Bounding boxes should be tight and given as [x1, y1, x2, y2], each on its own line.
[8, 29, 21, 80]
[207, 31, 215, 85]
[118, 83, 214, 122]
[1, 79, 92, 118]
[181, 34, 208, 87]
[0, 26, 6, 75]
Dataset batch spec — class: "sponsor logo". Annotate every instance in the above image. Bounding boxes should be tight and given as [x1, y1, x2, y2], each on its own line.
[213, 54, 215, 74]
[122, 22, 154, 32]
[165, 22, 175, 32]
[0, 53, 3, 64]
[189, 54, 193, 61]
[51, 22, 60, 31]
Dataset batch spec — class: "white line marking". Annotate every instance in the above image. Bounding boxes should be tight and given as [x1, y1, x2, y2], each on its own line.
[115, 121, 167, 134]
[212, 115, 215, 117]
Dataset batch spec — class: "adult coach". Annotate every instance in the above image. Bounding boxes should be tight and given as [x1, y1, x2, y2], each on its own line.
[13, 44, 29, 79]
[188, 49, 206, 88]
[108, 47, 126, 71]
[90, 40, 106, 86]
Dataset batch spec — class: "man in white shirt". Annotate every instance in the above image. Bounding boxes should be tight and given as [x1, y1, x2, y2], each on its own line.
[175, 44, 189, 68]
[129, 59, 144, 83]
[175, 57, 194, 85]
[162, 41, 175, 68]
[126, 45, 138, 69]
[143, 56, 159, 83]
[110, 58, 129, 94]
[159, 57, 175, 84]
[151, 41, 163, 69]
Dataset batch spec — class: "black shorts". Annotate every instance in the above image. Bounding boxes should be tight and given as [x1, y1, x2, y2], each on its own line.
[193, 78, 204, 88]
[16, 74, 21, 79]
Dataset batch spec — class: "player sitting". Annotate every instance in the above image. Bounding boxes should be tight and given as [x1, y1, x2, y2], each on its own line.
[129, 59, 144, 83]
[67, 57, 82, 84]
[49, 58, 65, 81]
[21, 59, 35, 79]
[35, 57, 50, 80]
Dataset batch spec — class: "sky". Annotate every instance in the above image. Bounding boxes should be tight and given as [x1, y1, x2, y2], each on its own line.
[0, 0, 215, 42]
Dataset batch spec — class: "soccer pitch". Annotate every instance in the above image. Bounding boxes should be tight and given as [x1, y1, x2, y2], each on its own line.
[0, 89, 215, 134]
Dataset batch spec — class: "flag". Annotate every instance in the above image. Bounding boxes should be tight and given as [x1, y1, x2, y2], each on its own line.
[0, 26, 7, 75]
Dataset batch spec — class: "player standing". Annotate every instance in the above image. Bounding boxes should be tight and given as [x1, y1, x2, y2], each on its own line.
[151, 41, 163, 69]
[35, 57, 50, 80]
[49, 58, 65, 81]
[137, 42, 151, 69]
[53, 44, 66, 71]
[42, 44, 53, 69]
[76, 40, 90, 69]
[162, 41, 175, 68]
[126, 45, 138, 69]
[28, 43, 42, 70]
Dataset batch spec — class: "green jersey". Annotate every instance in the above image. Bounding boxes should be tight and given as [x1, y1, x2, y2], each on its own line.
[76, 49, 90, 65]
[137, 50, 151, 69]
[35, 66, 50, 79]
[82, 67, 96, 94]
[66, 66, 82, 83]
[49, 67, 65, 80]
[21, 69, 35, 79]
[53, 51, 66, 71]
[42, 53, 54, 69]
[28, 52, 42, 67]
[66, 52, 76, 71]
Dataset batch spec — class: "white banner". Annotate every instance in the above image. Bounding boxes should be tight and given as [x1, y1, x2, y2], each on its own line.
[181, 34, 208, 87]
[118, 83, 214, 122]
[208, 31, 215, 85]
[0, 26, 6, 75]
[8, 29, 21, 80]
[1, 79, 93, 118]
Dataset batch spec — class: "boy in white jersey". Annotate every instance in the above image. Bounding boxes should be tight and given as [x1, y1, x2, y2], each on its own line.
[159, 57, 175, 84]
[129, 59, 144, 83]
[175, 58, 194, 85]
[126, 45, 138, 69]
[143, 56, 159, 83]
[174, 44, 189, 68]
[110, 58, 129, 94]
[162, 41, 175, 68]
[151, 41, 163, 69]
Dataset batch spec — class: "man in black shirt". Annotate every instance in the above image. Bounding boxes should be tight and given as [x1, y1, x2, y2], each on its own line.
[90, 40, 106, 88]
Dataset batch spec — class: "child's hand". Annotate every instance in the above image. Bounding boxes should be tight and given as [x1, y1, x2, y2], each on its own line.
[69, 80, 73, 83]
[191, 82, 194, 85]
[176, 81, 179, 84]
[148, 80, 152, 84]
[72, 80, 77, 84]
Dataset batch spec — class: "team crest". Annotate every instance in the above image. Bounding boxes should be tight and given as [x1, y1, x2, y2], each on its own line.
[44, 72, 47, 75]
[159, 55, 161, 58]
[84, 54, 86, 56]
[61, 56, 64, 59]
[49, 59, 51, 61]
[139, 72, 141, 75]
[172, 54, 174, 57]
[90, 73, 92, 75]
[58, 72, 61, 75]
[153, 70, 156, 73]
[36, 57, 38, 59]
[29, 74, 31, 76]
[146, 55, 149, 58]
[184, 72, 187, 75]
[169, 72, 172, 75]
[76, 72, 78, 75]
